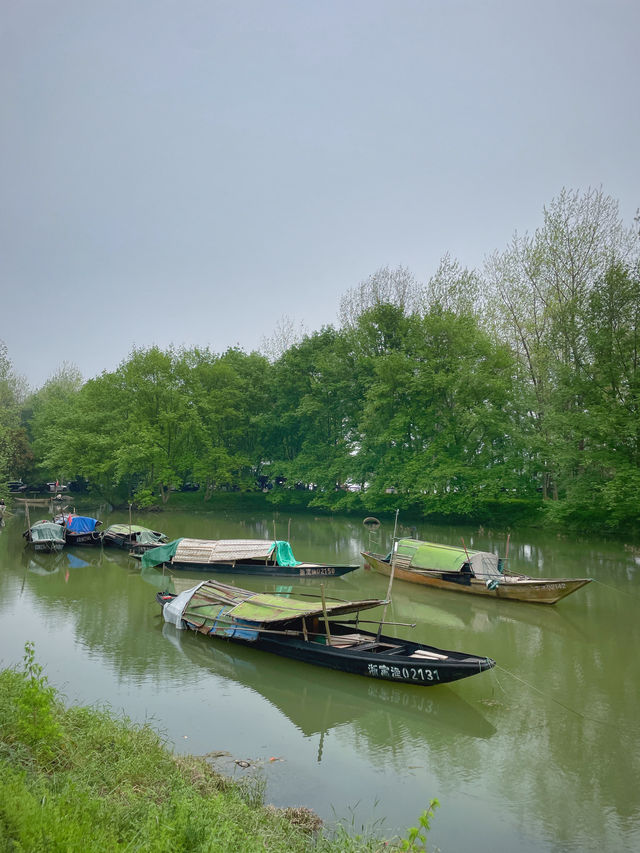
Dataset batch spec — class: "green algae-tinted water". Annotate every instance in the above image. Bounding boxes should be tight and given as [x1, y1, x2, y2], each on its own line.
[1, 505, 638, 852]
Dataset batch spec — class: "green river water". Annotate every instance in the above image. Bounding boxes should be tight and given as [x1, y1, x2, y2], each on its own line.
[1, 504, 638, 852]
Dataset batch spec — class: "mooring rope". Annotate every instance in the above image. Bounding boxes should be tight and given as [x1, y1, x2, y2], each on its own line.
[494, 664, 607, 726]
[590, 577, 640, 599]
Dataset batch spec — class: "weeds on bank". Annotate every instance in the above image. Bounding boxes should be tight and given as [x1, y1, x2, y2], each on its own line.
[0, 644, 438, 852]
[399, 801, 440, 851]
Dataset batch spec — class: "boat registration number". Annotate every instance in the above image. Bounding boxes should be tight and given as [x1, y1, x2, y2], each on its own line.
[367, 663, 439, 682]
[299, 567, 336, 576]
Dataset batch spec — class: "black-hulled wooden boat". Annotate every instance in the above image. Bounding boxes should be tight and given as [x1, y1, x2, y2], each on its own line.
[53, 513, 102, 546]
[162, 622, 497, 741]
[102, 523, 168, 554]
[156, 579, 495, 686]
[141, 537, 358, 577]
[23, 520, 66, 552]
[363, 538, 591, 604]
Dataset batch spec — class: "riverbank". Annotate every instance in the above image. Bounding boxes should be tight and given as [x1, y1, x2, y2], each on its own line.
[101, 487, 541, 529]
[0, 646, 410, 852]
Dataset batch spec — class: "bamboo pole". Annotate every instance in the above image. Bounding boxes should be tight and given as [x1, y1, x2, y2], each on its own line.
[377, 509, 399, 641]
[461, 537, 471, 563]
[338, 618, 416, 628]
[320, 583, 331, 644]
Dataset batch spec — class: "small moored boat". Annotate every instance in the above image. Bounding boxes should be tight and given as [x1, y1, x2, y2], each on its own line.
[54, 513, 103, 546]
[141, 538, 358, 577]
[23, 520, 66, 553]
[102, 523, 168, 553]
[362, 539, 591, 604]
[156, 579, 495, 686]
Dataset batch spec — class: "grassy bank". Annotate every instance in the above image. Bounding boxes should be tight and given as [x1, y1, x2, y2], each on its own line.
[0, 645, 430, 852]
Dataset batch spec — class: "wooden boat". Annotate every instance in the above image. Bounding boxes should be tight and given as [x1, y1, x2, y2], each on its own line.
[23, 520, 66, 552]
[162, 622, 497, 742]
[156, 579, 496, 686]
[141, 537, 359, 577]
[362, 538, 592, 604]
[53, 513, 103, 546]
[102, 523, 168, 553]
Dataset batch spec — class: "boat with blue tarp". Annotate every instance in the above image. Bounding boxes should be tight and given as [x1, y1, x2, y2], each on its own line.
[54, 513, 103, 546]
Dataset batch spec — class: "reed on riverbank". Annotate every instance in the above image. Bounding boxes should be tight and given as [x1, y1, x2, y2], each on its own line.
[0, 644, 404, 852]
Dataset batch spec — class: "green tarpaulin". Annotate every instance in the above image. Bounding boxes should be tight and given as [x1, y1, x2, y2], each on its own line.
[141, 538, 183, 568]
[396, 538, 502, 578]
[30, 522, 65, 542]
[273, 540, 301, 567]
[182, 580, 385, 626]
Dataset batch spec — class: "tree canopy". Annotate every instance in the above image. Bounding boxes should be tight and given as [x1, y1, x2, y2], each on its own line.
[5, 188, 640, 533]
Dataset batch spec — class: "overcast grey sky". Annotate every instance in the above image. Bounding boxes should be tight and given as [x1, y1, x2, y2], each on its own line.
[1, 0, 638, 388]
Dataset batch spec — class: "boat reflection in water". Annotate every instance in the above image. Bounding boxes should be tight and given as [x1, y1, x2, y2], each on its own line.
[23, 550, 65, 576]
[160, 620, 496, 763]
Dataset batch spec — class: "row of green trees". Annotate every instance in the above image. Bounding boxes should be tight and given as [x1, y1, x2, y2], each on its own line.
[2, 188, 639, 532]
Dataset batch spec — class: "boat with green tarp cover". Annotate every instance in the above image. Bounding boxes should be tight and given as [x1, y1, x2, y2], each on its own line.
[156, 579, 495, 686]
[23, 520, 66, 553]
[362, 539, 591, 604]
[141, 537, 358, 577]
[102, 523, 168, 553]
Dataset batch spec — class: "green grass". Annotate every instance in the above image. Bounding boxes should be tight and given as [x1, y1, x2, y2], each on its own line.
[0, 647, 418, 852]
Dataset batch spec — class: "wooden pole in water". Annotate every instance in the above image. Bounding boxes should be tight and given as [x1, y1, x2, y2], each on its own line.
[377, 509, 399, 641]
[461, 537, 471, 563]
[320, 583, 331, 644]
[505, 533, 511, 561]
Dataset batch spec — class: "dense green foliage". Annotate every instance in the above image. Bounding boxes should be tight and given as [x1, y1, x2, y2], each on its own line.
[3, 189, 639, 533]
[0, 342, 30, 497]
[0, 650, 398, 852]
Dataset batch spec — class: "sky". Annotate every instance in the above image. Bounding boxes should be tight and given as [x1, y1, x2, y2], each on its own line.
[1, 0, 638, 389]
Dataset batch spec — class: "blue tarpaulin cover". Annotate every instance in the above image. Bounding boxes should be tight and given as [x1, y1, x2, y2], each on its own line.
[66, 553, 90, 568]
[67, 516, 99, 533]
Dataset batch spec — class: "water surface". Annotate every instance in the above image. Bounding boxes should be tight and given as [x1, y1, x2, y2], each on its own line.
[1, 505, 638, 852]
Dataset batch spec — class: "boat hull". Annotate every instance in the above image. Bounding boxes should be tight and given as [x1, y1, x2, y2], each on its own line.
[162, 560, 358, 578]
[362, 552, 591, 604]
[28, 540, 65, 553]
[240, 631, 494, 685]
[66, 532, 102, 546]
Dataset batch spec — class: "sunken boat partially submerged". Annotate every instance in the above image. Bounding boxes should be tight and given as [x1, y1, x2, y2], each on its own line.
[102, 524, 168, 554]
[156, 579, 495, 686]
[23, 520, 66, 553]
[362, 539, 591, 604]
[54, 513, 102, 546]
[141, 538, 358, 577]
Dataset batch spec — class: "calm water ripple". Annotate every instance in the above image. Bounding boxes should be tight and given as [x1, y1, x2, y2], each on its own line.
[1, 505, 639, 852]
